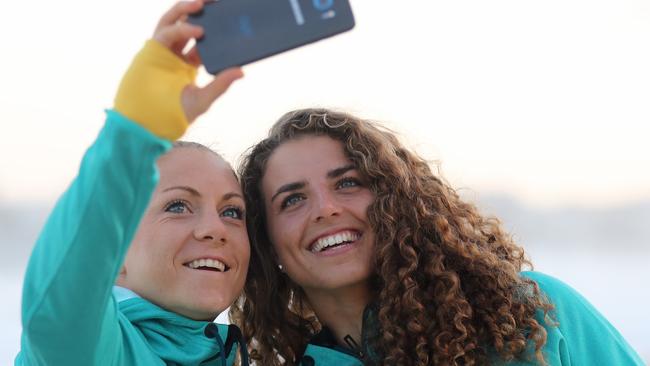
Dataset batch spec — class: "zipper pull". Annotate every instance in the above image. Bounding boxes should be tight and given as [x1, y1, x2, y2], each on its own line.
[343, 334, 363, 358]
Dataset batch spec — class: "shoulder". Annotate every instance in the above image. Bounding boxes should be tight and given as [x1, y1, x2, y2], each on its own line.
[520, 271, 571, 294]
[520, 270, 602, 327]
[519, 271, 596, 315]
[520, 271, 576, 297]
[519, 271, 645, 365]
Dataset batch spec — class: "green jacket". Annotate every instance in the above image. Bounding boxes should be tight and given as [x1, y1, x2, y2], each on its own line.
[16, 111, 247, 366]
[299, 271, 644, 365]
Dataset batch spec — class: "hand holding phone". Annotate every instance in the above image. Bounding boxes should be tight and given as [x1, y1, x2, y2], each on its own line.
[153, 0, 244, 123]
[189, 0, 355, 74]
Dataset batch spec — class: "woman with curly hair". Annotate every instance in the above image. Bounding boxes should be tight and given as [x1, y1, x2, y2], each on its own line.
[233, 108, 642, 365]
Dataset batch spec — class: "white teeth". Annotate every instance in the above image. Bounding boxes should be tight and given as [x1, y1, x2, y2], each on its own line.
[311, 231, 360, 252]
[186, 258, 226, 272]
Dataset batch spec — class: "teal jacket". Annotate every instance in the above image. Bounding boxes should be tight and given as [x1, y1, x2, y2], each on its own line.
[300, 271, 644, 365]
[16, 111, 247, 366]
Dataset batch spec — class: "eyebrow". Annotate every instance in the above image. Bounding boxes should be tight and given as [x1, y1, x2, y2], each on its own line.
[222, 192, 244, 201]
[327, 164, 356, 179]
[163, 186, 244, 202]
[271, 181, 306, 203]
[270, 164, 357, 203]
[163, 186, 201, 197]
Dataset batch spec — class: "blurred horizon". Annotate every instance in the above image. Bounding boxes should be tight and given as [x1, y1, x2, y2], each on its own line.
[2, 192, 649, 362]
[3, 192, 649, 274]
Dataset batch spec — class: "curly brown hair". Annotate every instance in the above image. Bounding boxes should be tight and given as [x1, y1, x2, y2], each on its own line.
[231, 108, 554, 365]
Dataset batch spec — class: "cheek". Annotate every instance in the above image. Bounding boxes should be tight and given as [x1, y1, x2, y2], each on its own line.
[137, 223, 188, 272]
[359, 193, 374, 218]
[126, 225, 156, 269]
[266, 215, 298, 258]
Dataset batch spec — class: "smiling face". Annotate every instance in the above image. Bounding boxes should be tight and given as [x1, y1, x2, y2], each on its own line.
[118, 147, 250, 321]
[261, 135, 376, 294]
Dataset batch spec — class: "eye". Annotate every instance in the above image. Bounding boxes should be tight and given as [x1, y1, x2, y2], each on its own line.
[337, 177, 361, 189]
[222, 206, 245, 220]
[164, 200, 191, 214]
[281, 193, 305, 209]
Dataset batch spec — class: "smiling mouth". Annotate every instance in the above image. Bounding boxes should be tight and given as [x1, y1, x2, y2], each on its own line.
[310, 230, 361, 253]
[183, 258, 230, 272]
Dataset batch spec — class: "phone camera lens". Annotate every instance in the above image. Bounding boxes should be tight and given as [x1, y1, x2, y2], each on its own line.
[312, 0, 333, 11]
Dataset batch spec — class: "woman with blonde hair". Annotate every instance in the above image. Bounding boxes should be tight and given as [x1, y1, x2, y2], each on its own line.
[233, 108, 643, 365]
[16, 1, 250, 364]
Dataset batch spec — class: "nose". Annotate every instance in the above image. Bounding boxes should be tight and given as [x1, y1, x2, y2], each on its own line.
[193, 211, 227, 244]
[312, 189, 341, 222]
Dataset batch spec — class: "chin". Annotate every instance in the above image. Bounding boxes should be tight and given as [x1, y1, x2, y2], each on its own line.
[172, 299, 228, 321]
[185, 307, 222, 321]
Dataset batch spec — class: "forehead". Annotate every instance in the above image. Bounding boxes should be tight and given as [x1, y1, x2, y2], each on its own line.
[157, 148, 240, 192]
[263, 135, 350, 186]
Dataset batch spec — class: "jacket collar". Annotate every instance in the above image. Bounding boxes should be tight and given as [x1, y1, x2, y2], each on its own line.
[114, 287, 248, 365]
[304, 302, 382, 365]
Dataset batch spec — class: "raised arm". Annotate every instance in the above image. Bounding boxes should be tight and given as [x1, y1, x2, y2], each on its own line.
[16, 2, 242, 364]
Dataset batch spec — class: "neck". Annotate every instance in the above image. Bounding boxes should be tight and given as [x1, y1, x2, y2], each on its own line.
[303, 282, 372, 349]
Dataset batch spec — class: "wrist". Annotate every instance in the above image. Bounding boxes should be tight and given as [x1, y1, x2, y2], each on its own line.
[114, 39, 197, 140]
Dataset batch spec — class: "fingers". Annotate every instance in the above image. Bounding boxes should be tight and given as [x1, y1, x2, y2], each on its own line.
[154, 0, 205, 53]
[155, 21, 204, 50]
[182, 67, 244, 122]
[184, 45, 202, 67]
[156, 0, 203, 30]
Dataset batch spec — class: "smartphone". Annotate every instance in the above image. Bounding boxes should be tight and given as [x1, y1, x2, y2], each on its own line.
[188, 0, 355, 74]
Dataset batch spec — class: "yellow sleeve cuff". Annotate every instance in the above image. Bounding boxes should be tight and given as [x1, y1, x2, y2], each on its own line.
[114, 40, 197, 141]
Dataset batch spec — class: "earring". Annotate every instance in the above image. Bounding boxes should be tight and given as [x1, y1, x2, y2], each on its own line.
[278, 264, 284, 272]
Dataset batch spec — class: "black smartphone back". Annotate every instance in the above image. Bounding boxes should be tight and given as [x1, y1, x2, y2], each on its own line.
[188, 0, 355, 74]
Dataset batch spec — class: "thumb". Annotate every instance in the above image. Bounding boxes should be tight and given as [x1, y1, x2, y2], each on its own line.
[200, 67, 244, 103]
[182, 67, 244, 122]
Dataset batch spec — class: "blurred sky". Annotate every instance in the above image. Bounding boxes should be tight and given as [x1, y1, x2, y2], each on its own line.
[1, 0, 649, 208]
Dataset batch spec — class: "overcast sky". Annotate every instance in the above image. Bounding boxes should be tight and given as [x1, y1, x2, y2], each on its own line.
[1, 0, 649, 208]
